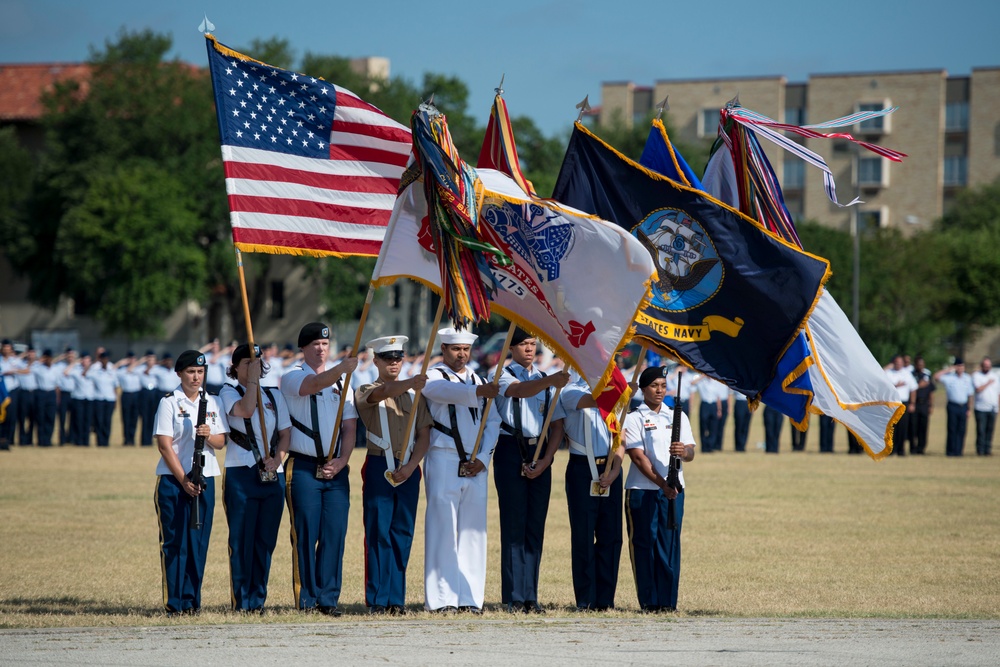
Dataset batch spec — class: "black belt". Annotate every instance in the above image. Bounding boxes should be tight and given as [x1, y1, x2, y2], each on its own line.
[569, 452, 607, 467]
[288, 451, 322, 465]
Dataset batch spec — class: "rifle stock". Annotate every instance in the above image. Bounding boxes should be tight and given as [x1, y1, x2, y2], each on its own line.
[665, 371, 683, 493]
[188, 390, 209, 529]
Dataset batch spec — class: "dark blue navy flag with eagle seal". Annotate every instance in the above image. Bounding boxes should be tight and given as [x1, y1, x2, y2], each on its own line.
[553, 122, 831, 401]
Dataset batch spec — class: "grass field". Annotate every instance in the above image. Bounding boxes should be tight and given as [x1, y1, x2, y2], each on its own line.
[1, 395, 998, 628]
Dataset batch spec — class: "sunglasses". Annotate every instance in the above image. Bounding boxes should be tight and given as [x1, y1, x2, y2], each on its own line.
[377, 353, 404, 362]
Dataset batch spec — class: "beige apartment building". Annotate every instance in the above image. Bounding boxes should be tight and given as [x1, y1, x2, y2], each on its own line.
[596, 67, 1000, 234]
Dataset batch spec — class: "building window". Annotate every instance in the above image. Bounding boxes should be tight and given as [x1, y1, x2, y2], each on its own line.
[855, 156, 888, 188]
[783, 157, 805, 189]
[945, 102, 969, 132]
[858, 208, 887, 230]
[784, 107, 807, 127]
[270, 280, 285, 320]
[855, 101, 891, 135]
[699, 109, 720, 138]
[944, 156, 967, 187]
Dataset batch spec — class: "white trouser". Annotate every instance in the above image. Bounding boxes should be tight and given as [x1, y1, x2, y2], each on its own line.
[423, 447, 488, 610]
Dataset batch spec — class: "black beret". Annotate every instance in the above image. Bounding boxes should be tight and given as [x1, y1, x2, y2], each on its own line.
[510, 328, 534, 347]
[298, 322, 331, 348]
[174, 350, 207, 372]
[231, 343, 262, 366]
[639, 366, 669, 389]
[954, 357, 965, 365]
[145, 349, 156, 356]
[1, 339, 11, 346]
[41, 348, 53, 357]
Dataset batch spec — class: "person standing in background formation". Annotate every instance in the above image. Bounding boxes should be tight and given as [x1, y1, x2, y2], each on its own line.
[818, 415, 836, 453]
[0, 339, 25, 447]
[885, 354, 918, 456]
[732, 391, 751, 452]
[934, 359, 976, 457]
[139, 350, 161, 447]
[910, 357, 935, 455]
[763, 404, 783, 454]
[32, 349, 60, 447]
[91, 351, 119, 447]
[154, 350, 229, 616]
[54, 348, 76, 446]
[17, 347, 38, 445]
[117, 352, 142, 446]
[972, 357, 999, 456]
[67, 351, 95, 446]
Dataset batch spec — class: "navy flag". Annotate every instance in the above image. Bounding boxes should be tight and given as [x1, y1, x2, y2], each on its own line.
[553, 123, 830, 400]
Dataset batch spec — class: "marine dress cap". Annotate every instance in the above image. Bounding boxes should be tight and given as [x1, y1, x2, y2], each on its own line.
[174, 350, 207, 372]
[438, 327, 478, 345]
[367, 335, 408, 356]
[298, 322, 331, 348]
[639, 366, 669, 389]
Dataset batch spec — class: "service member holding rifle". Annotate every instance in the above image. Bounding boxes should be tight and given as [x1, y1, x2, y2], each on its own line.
[355, 335, 432, 615]
[281, 322, 358, 616]
[623, 365, 695, 612]
[153, 350, 229, 616]
[220, 343, 291, 613]
[492, 329, 569, 613]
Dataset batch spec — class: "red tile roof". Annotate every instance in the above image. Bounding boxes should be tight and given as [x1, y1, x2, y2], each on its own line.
[0, 63, 91, 121]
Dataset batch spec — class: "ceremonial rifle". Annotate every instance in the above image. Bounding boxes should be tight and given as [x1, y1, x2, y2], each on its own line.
[665, 371, 683, 494]
[188, 389, 209, 530]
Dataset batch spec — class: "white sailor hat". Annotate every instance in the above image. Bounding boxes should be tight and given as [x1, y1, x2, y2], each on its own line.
[367, 335, 408, 356]
[438, 327, 478, 345]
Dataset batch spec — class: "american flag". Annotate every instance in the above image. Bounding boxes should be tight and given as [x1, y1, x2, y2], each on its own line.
[205, 35, 412, 257]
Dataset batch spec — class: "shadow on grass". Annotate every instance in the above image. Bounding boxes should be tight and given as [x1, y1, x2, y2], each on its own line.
[0, 596, 164, 618]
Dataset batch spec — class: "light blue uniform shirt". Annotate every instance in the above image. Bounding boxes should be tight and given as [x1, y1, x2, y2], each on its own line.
[938, 372, 975, 404]
[559, 382, 611, 457]
[491, 363, 565, 439]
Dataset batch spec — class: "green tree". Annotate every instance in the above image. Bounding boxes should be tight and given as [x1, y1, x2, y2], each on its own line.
[935, 179, 1000, 354]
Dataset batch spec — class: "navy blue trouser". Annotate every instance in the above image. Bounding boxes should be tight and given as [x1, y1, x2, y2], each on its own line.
[626, 488, 684, 611]
[714, 402, 728, 451]
[699, 401, 718, 453]
[70, 398, 92, 446]
[223, 465, 285, 611]
[57, 391, 70, 445]
[0, 387, 19, 443]
[18, 388, 35, 444]
[140, 388, 159, 446]
[120, 391, 140, 445]
[946, 402, 968, 457]
[763, 406, 783, 453]
[494, 435, 551, 605]
[362, 454, 420, 609]
[155, 474, 215, 613]
[819, 415, 835, 452]
[974, 410, 996, 455]
[285, 455, 350, 609]
[94, 399, 115, 447]
[35, 390, 57, 446]
[733, 401, 751, 451]
[790, 421, 808, 451]
[565, 455, 622, 609]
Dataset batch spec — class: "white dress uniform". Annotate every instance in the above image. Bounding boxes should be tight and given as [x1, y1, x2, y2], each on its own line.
[421, 329, 501, 611]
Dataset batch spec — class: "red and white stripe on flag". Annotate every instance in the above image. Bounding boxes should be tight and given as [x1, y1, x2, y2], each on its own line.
[207, 36, 412, 257]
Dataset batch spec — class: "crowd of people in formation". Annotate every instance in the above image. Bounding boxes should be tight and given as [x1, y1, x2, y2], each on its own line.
[3, 330, 997, 616]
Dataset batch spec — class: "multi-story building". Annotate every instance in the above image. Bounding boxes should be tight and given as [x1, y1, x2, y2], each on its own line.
[596, 67, 1000, 235]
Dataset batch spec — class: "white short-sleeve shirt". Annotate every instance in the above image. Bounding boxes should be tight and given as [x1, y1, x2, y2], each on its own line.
[154, 389, 228, 477]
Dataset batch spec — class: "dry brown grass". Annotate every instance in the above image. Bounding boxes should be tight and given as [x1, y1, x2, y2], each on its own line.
[1, 394, 998, 628]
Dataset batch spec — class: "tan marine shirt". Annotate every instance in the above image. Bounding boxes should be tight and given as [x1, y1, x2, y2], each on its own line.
[355, 379, 433, 459]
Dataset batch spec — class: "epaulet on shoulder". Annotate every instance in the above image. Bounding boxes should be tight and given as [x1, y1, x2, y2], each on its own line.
[628, 405, 640, 414]
[164, 392, 174, 398]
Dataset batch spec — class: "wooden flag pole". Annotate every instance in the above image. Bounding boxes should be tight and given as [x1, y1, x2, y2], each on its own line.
[395, 297, 447, 465]
[234, 248, 271, 459]
[531, 386, 563, 464]
[603, 344, 647, 478]
[325, 285, 376, 463]
[468, 322, 517, 464]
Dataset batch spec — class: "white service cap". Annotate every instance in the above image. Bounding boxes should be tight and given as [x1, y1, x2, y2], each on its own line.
[438, 327, 478, 345]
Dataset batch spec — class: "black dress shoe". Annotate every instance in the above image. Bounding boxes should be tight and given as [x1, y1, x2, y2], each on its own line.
[434, 606, 458, 614]
[524, 601, 545, 614]
[318, 605, 343, 617]
[458, 605, 482, 614]
[387, 605, 406, 616]
[504, 602, 526, 613]
[369, 605, 387, 615]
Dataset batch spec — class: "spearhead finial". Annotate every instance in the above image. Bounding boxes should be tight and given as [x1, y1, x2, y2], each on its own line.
[495, 74, 505, 96]
[419, 95, 440, 117]
[725, 93, 741, 109]
[198, 14, 216, 34]
[655, 95, 669, 120]
[575, 95, 591, 122]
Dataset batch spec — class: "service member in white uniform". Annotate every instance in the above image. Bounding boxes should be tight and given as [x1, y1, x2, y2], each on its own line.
[280, 322, 358, 616]
[153, 350, 229, 615]
[421, 327, 500, 613]
[624, 366, 696, 612]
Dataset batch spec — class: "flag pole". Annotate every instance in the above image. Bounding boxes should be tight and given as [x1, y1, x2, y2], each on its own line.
[603, 344, 647, 478]
[234, 248, 271, 458]
[531, 386, 563, 464]
[393, 296, 446, 475]
[468, 322, 517, 464]
[324, 285, 376, 463]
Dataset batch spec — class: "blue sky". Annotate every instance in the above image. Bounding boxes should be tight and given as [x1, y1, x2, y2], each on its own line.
[1, 0, 995, 136]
